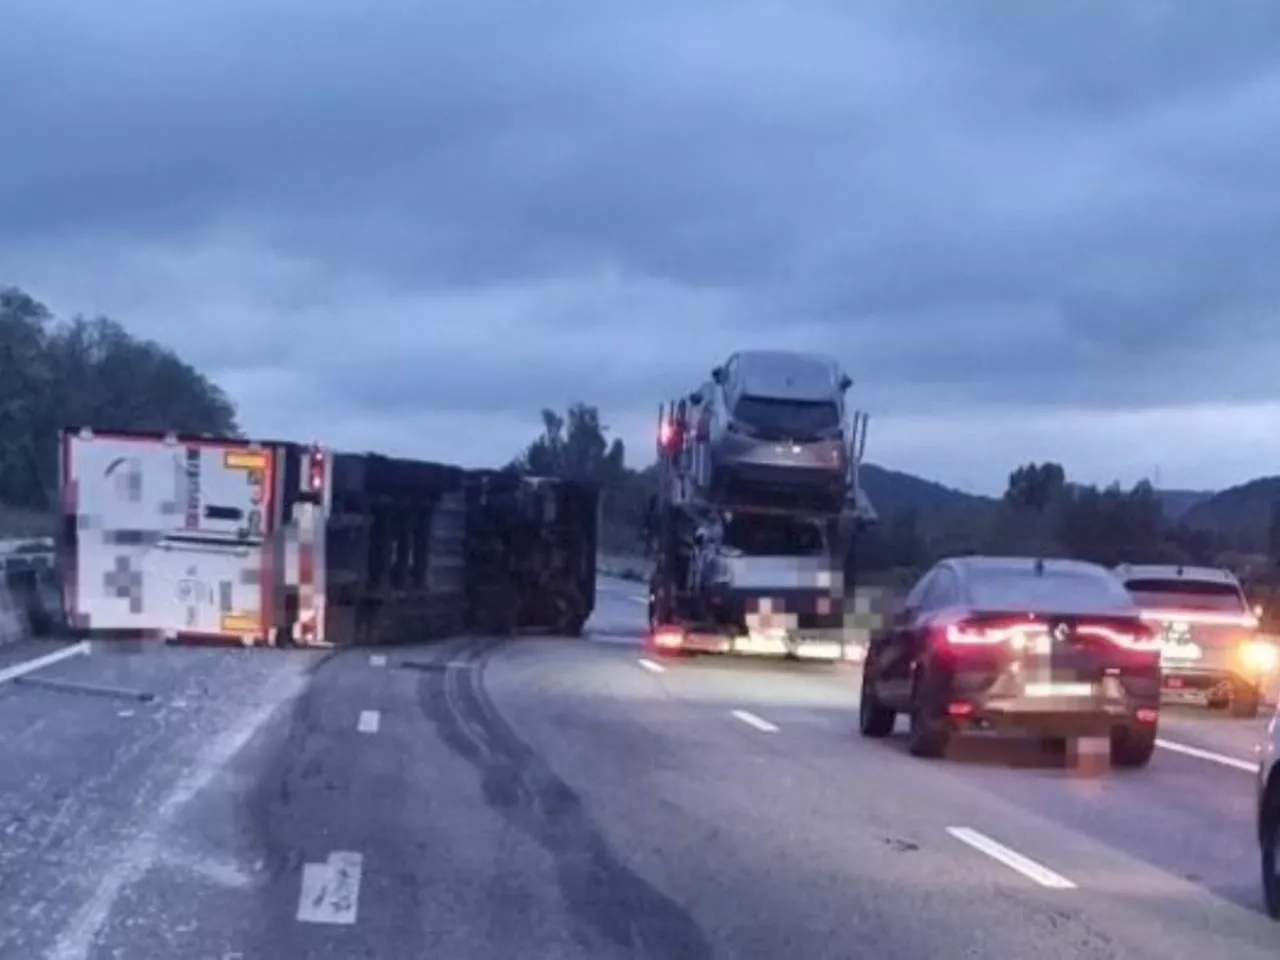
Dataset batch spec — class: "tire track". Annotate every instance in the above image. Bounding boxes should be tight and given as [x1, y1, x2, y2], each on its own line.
[418, 636, 711, 960]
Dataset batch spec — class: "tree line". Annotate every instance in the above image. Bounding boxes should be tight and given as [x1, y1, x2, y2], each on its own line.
[509, 406, 1279, 586]
[0, 287, 239, 528]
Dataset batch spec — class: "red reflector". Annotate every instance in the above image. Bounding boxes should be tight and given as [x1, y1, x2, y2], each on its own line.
[947, 701, 975, 717]
[1135, 707, 1158, 724]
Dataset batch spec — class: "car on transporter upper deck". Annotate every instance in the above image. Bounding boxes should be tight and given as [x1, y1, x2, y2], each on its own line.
[859, 555, 1162, 767]
[690, 350, 853, 513]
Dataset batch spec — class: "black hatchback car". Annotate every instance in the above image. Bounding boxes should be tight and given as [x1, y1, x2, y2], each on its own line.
[859, 556, 1162, 767]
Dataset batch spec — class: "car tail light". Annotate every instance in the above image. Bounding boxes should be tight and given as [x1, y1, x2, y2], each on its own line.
[1135, 706, 1158, 724]
[944, 618, 1038, 646]
[1076, 623, 1160, 652]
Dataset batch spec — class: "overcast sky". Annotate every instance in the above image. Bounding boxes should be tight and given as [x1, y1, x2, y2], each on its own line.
[2, 1, 1279, 494]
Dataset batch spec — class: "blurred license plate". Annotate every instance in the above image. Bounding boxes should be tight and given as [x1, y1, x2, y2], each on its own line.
[1024, 682, 1094, 697]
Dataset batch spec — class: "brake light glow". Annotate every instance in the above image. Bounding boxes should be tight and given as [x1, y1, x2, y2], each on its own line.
[658, 420, 675, 448]
[1240, 639, 1279, 672]
[308, 446, 325, 493]
[653, 627, 683, 649]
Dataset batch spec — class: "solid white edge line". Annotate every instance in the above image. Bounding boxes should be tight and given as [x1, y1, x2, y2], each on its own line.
[637, 658, 666, 674]
[946, 827, 1077, 889]
[1156, 737, 1258, 773]
[357, 710, 380, 734]
[296, 851, 364, 924]
[369, 654, 387, 667]
[0, 641, 90, 686]
[731, 709, 779, 733]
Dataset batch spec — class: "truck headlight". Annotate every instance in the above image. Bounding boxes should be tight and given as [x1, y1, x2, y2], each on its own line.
[1240, 639, 1278, 672]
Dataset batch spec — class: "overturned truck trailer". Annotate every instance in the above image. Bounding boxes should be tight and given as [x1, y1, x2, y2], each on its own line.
[58, 427, 599, 646]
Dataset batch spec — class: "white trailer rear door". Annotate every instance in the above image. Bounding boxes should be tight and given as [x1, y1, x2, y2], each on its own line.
[64, 431, 276, 640]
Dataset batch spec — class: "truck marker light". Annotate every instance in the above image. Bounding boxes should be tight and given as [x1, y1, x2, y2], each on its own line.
[653, 627, 683, 649]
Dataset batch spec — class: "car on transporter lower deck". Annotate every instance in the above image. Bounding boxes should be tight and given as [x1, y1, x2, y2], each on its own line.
[859, 555, 1162, 767]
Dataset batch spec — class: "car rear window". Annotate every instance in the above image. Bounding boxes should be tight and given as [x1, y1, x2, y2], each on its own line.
[1123, 578, 1245, 613]
[968, 568, 1133, 614]
[732, 396, 841, 439]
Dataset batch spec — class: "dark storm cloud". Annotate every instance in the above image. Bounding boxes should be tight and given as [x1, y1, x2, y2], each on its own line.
[2, 0, 1280, 437]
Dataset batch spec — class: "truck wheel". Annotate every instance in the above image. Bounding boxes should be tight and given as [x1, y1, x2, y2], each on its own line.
[1232, 685, 1262, 719]
[1109, 725, 1156, 768]
[858, 670, 896, 738]
[906, 674, 950, 759]
[1262, 777, 1280, 920]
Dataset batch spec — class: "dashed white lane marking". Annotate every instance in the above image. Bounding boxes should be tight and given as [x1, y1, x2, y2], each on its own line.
[1156, 737, 1258, 773]
[369, 654, 387, 667]
[0, 641, 89, 685]
[296, 851, 364, 925]
[731, 709, 779, 733]
[946, 827, 1077, 889]
[637, 658, 666, 674]
[357, 710, 381, 734]
[627, 595, 647, 605]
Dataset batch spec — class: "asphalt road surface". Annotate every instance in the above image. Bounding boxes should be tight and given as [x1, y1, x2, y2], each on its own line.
[1, 579, 1278, 959]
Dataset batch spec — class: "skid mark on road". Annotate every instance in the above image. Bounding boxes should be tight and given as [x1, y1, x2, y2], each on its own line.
[418, 641, 712, 959]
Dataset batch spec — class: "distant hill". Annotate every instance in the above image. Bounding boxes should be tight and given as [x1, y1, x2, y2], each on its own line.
[861, 466, 1222, 536]
[1156, 489, 1216, 521]
[859, 463, 995, 520]
[1180, 477, 1280, 547]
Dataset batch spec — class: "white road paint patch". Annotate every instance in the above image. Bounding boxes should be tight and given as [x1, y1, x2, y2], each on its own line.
[0, 641, 89, 685]
[627, 595, 647, 605]
[369, 654, 387, 667]
[731, 709, 779, 733]
[45, 676, 307, 960]
[296, 851, 364, 925]
[1156, 737, 1258, 773]
[637, 658, 666, 674]
[357, 710, 380, 734]
[946, 827, 1077, 889]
